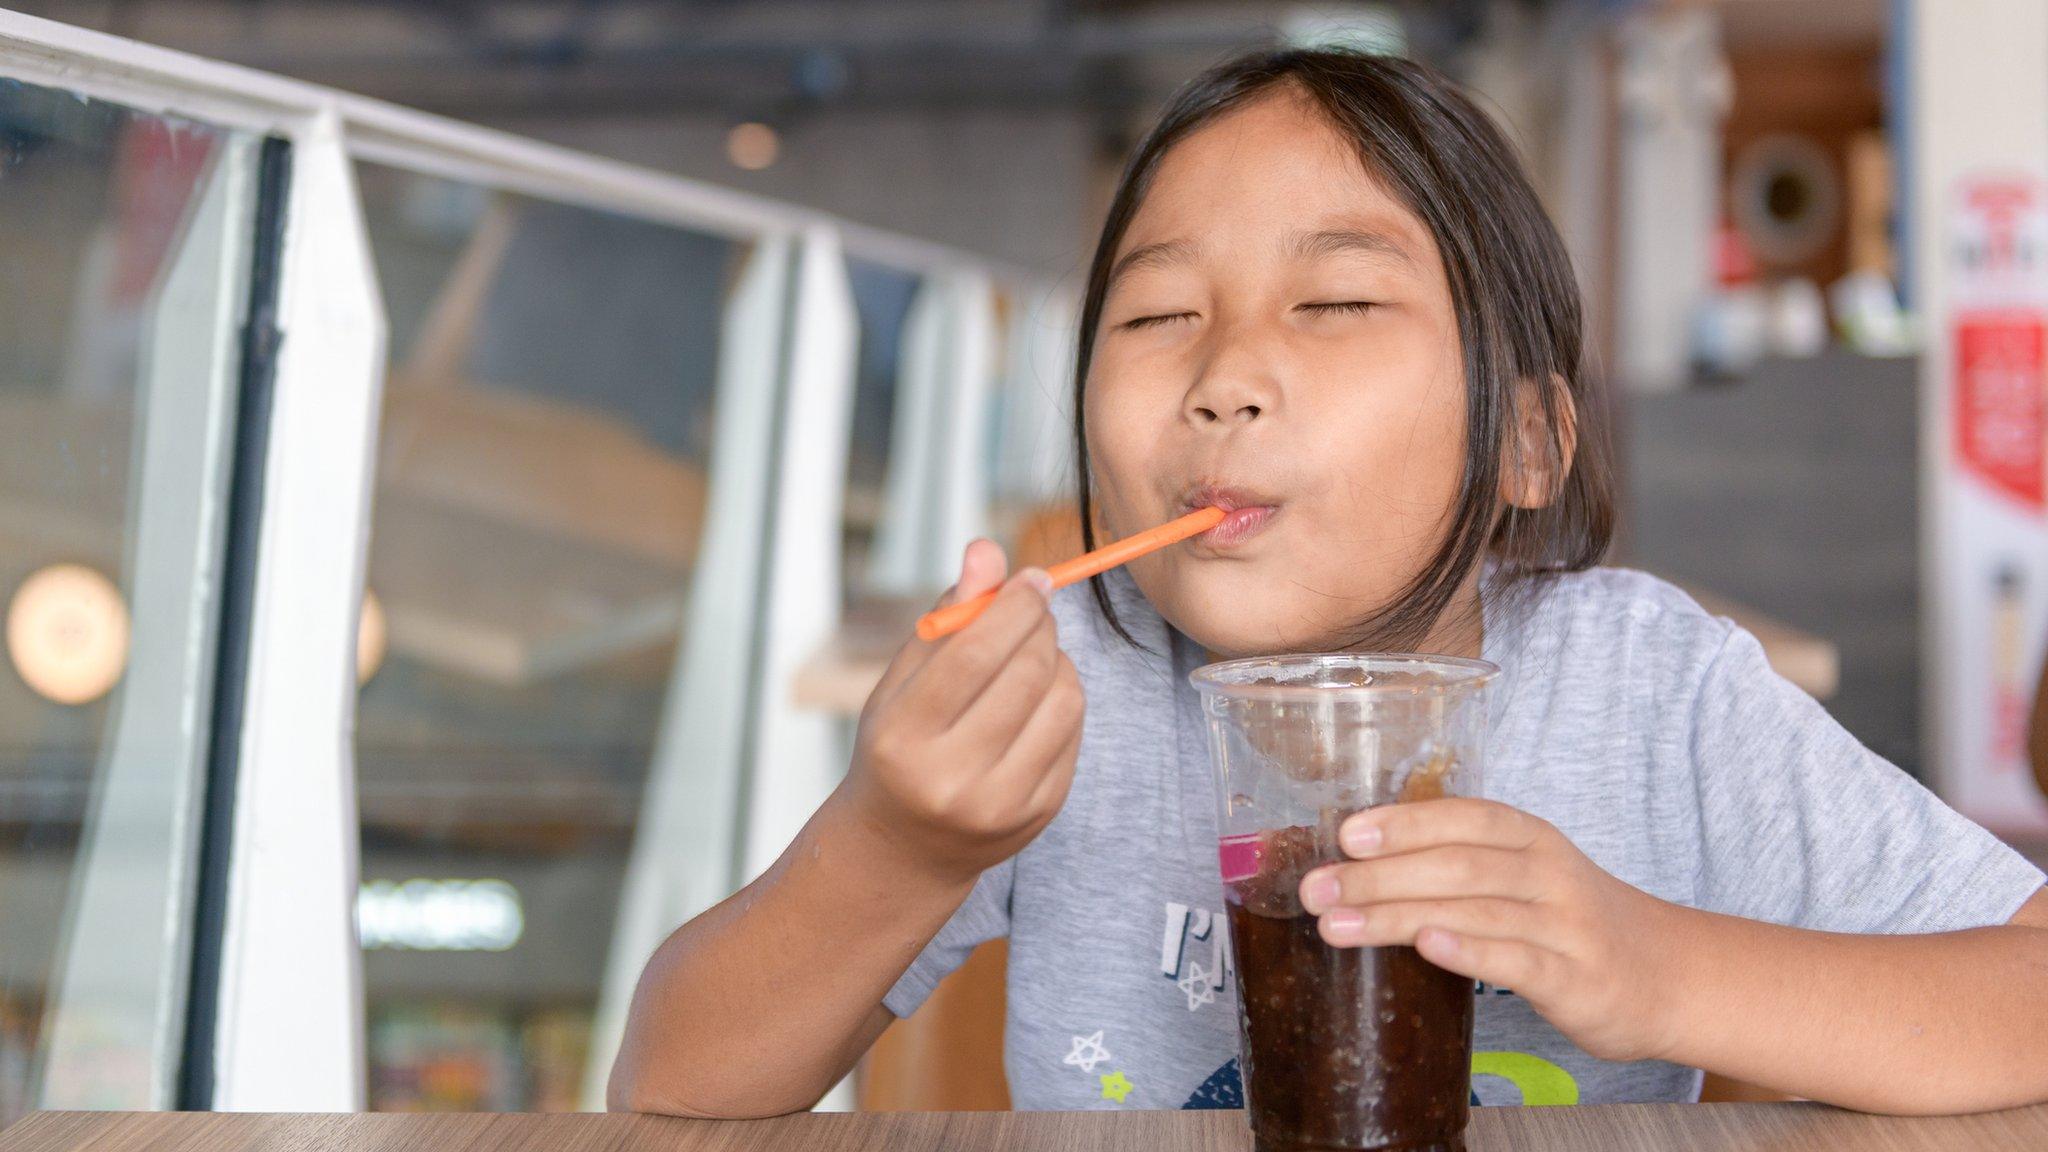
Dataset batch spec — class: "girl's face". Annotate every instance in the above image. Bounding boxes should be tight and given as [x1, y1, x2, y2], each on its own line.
[1085, 90, 1469, 658]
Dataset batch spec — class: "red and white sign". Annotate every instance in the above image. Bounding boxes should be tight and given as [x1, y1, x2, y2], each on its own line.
[1953, 311, 2046, 509]
[1938, 173, 2048, 832]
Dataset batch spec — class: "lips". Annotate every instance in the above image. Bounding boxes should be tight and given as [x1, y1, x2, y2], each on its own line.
[1180, 483, 1281, 549]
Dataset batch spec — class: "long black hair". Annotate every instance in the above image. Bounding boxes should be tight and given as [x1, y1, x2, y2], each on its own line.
[1073, 47, 1613, 649]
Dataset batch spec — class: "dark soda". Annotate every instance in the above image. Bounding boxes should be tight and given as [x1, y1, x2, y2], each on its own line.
[1225, 824, 1472, 1152]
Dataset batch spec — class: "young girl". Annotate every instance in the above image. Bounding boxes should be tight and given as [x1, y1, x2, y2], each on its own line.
[609, 49, 2048, 1117]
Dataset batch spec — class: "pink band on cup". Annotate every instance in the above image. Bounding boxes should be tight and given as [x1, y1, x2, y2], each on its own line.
[1218, 833, 1263, 883]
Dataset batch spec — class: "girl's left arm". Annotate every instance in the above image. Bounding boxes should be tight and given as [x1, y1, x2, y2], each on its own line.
[1650, 886, 2048, 1114]
[1299, 798, 2048, 1115]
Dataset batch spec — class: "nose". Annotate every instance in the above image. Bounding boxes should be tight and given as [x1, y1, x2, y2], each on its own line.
[1181, 341, 1280, 429]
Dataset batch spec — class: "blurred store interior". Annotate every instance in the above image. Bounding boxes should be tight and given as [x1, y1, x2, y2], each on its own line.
[4, 0, 2046, 1122]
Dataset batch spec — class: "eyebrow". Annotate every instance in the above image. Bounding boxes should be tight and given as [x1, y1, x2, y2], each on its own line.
[1286, 227, 1418, 270]
[1105, 239, 1200, 294]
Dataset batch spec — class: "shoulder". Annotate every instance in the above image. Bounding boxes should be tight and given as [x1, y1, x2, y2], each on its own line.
[1508, 567, 1736, 659]
[1495, 567, 1758, 728]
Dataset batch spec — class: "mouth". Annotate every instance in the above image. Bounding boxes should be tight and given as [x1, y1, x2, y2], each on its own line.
[1180, 483, 1281, 550]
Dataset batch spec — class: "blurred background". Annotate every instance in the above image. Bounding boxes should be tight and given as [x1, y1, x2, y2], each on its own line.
[2, 0, 2046, 1124]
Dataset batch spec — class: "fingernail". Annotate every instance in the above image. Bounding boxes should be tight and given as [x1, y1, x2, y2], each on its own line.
[1322, 908, 1364, 941]
[1341, 820, 1382, 856]
[1417, 927, 1457, 958]
[1300, 872, 1340, 913]
[1022, 569, 1054, 598]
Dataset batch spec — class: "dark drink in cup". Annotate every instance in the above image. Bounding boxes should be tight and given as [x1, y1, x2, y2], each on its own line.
[1192, 655, 1496, 1152]
[1228, 823, 1474, 1152]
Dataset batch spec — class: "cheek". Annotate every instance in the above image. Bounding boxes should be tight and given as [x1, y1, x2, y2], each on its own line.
[1082, 375, 1154, 521]
[1307, 354, 1468, 553]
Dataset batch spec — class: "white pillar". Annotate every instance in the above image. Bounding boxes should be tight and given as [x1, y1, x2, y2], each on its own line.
[1910, 0, 2048, 832]
[1613, 9, 1730, 393]
[741, 226, 859, 882]
[211, 108, 386, 1111]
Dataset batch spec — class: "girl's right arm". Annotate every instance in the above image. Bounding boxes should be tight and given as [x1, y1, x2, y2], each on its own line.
[606, 541, 1083, 1118]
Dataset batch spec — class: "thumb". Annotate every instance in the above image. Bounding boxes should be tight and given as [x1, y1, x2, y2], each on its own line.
[936, 538, 1009, 608]
[875, 539, 1015, 699]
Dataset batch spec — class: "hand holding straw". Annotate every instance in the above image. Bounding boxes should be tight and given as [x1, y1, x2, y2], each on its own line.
[916, 506, 1228, 642]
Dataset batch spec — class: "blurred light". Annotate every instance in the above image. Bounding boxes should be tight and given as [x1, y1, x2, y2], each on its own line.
[358, 588, 387, 686]
[357, 878, 524, 951]
[727, 122, 781, 171]
[5, 563, 129, 705]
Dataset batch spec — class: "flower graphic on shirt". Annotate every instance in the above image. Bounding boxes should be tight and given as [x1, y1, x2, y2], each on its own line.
[1099, 1070, 1135, 1103]
[1177, 962, 1216, 1011]
[1062, 1030, 1112, 1073]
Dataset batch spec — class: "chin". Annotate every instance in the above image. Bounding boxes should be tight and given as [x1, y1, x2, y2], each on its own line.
[1144, 560, 1393, 658]
[1152, 590, 1325, 660]
[1130, 550, 1384, 657]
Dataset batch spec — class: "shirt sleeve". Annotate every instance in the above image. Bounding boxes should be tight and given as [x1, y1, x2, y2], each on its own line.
[1686, 626, 2044, 934]
[882, 857, 1015, 1019]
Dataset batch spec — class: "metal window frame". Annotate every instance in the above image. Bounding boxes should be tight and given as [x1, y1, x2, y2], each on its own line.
[0, 12, 1041, 283]
[0, 6, 1062, 1113]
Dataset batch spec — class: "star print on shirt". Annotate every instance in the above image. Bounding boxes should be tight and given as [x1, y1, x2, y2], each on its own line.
[1099, 1070, 1135, 1103]
[1063, 1030, 1112, 1073]
[1177, 962, 1216, 1010]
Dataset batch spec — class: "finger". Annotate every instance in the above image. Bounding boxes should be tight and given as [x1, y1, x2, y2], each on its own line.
[1299, 847, 1541, 914]
[1339, 798, 1548, 859]
[979, 654, 1085, 800]
[1414, 928, 1565, 999]
[1317, 897, 1544, 950]
[906, 571, 1055, 726]
[872, 540, 1012, 701]
[945, 612, 1061, 748]
[949, 538, 1009, 604]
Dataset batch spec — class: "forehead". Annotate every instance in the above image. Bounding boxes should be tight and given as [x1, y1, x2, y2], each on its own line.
[1119, 87, 1435, 263]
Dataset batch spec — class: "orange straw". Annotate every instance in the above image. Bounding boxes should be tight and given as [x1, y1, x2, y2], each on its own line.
[916, 506, 1228, 641]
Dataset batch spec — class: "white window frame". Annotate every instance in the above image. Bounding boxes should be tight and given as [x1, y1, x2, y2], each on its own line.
[0, 7, 1064, 1113]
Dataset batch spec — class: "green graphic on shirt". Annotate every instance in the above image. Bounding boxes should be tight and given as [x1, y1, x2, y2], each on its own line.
[1471, 1051, 1579, 1106]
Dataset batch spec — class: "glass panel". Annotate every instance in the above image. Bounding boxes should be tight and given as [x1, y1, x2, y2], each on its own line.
[840, 258, 923, 606]
[0, 80, 254, 1118]
[352, 162, 746, 1112]
[984, 288, 1023, 539]
[987, 288, 1079, 567]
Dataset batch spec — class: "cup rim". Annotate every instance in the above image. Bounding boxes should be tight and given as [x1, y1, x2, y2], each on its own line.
[1189, 651, 1500, 701]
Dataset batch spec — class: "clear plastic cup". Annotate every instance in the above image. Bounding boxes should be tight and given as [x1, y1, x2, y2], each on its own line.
[1190, 653, 1498, 1152]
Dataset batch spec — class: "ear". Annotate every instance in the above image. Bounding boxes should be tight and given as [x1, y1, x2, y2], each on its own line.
[1498, 375, 1578, 511]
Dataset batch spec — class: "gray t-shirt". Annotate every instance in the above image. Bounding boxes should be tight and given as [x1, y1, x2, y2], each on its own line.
[883, 567, 2045, 1111]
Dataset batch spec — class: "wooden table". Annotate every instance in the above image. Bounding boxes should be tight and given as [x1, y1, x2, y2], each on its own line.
[6, 1105, 2048, 1152]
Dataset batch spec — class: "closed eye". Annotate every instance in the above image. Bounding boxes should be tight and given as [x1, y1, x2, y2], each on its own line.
[1299, 301, 1379, 317]
[1120, 311, 1197, 331]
